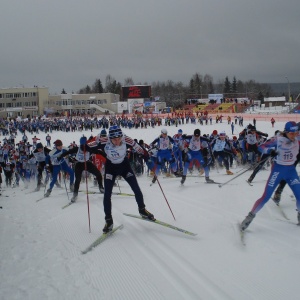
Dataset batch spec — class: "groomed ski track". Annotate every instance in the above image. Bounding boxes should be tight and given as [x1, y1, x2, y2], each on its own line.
[1, 121, 300, 300]
[1, 171, 300, 300]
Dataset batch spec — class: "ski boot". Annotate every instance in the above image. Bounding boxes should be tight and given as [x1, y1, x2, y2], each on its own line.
[99, 186, 105, 194]
[103, 217, 113, 233]
[240, 212, 255, 231]
[205, 177, 215, 183]
[152, 176, 157, 184]
[34, 186, 40, 192]
[226, 170, 233, 175]
[272, 192, 281, 205]
[70, 183, 74, 192]
[139, 207, 155, 221]
[180, 175, 186, 185]
[71, 193, 78, 203]
[44, 189, 52, 197]
[247, 174, 254, 184]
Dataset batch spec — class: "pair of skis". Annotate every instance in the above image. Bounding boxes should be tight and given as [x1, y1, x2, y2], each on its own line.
[81, 213, 197, 254]
[238, 202, 296, 246]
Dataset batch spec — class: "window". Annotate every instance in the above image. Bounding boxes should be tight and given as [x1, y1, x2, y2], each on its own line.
[32, 101, 37, 106]
[6, 103, 12, 107]
[5, 93, 13, 98]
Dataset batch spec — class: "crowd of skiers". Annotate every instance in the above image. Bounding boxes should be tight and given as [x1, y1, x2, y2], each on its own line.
[1, 118, 300, 234]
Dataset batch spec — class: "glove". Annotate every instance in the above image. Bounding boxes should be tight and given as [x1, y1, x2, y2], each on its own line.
[270, 150, 278, 157]
[80, 136, 87, 146]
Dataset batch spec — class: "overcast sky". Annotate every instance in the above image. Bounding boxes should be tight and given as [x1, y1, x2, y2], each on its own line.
[1, 0, 300, 94]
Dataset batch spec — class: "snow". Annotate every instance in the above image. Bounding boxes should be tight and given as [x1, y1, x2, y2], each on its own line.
[1, 120, 300, 300]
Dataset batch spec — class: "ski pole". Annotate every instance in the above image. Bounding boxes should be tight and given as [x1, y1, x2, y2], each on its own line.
[116, 178, 122, 194]
[155, 175, 176, 221]
[60, 164, 70, 202]
[84, 147, 91, 233]
[218, 155, 271, 188]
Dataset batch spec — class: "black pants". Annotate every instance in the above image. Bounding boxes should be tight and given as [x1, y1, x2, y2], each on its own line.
[74, 161, 103, 194]
[103, 158, 145, 219]
[37, 161, 46, 187]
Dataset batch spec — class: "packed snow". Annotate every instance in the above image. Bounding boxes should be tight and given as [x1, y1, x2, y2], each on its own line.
[1, 119, 300, 300]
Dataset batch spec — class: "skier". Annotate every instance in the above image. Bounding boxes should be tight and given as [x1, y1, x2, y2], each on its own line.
[32, 142, 51, 191]
[46, 134, 51, 147]
[149, 128, 176, 182]
[172, 129, 185, 176]
[210, 131, 234, 175]
[44, 139, 75, 197]
[180, 128, 215, 184]
[246, 130, 279, 184]
[58, 136, 105, 202]
[240, 121, 300, 232]
[82, 125, 155, 233]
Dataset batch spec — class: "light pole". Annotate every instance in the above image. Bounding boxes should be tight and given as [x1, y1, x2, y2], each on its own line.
[285, 76, 291, 102]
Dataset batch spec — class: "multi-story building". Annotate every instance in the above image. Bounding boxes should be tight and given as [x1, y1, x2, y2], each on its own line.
[0, 87, 120, 118]
[47, 93, 119, 116]
[0, 86, 48, 118]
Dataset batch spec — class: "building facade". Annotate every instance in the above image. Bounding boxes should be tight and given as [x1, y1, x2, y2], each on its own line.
[47, 93, 120, 116]
[0, 86, 48, 118]
[0, 87, 120, 118]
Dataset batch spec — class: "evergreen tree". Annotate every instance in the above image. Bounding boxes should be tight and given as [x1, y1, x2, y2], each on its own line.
[223, 77, 231, 95]
[92, 79, 104, 93]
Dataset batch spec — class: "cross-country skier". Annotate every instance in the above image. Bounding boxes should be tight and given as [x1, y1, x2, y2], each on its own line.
[58, 136, 105, 202]
[44, 139, 75, 197]
[240, 121, 300, 231]
[180, 128, 215, 184]
[82, 125, 155, 233]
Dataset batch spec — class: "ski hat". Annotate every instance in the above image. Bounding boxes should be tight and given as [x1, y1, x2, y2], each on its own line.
[108, 125, 123, 139]
[54, 139, 63, 146]
[161, 128, 168, 134]
[212, 130, 218, 135]
[100, 129, 107, 137]
[219, 131, 226, 137]
[233, 136, 237, 140]
[178, 129, 183, 134]
[284, 121, 298, 133]
[194, 129, 201, 137]
[80, 136, 87, 146]
[247, 124, 256, 131]
[36, 142, 43, 149]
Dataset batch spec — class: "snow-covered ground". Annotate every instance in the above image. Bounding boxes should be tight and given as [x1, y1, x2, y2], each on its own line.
[1, 120, 300, 300]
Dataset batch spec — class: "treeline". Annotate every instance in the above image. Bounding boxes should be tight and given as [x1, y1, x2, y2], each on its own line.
[61, 73, 273, 109]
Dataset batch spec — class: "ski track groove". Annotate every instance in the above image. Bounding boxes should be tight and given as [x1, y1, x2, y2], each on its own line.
[123, 216, 238, 300]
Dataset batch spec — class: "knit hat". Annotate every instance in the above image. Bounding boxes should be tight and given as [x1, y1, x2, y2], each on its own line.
[194, 129, 201, 137]
[284, 121, 298, 132]
[108, 126, 123, 139]
[54, 139, 63, 146]
[36, 142, 43, 149]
